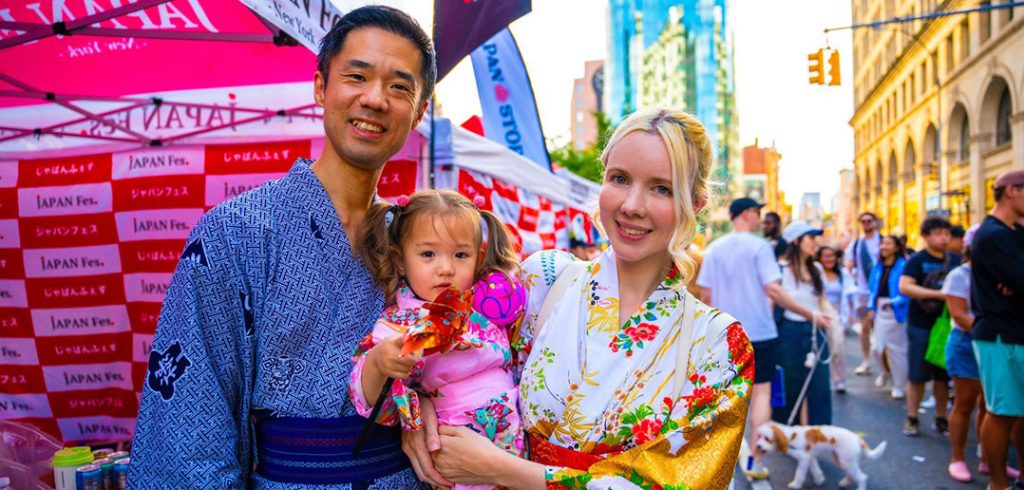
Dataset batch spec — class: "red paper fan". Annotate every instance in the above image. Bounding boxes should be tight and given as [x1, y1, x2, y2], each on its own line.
[400, 288, 472, 356]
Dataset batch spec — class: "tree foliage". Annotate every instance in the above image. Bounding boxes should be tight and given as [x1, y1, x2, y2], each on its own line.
[547, 112, 613, 184]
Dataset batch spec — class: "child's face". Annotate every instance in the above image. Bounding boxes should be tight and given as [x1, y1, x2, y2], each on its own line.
[398, 214, 479, 301]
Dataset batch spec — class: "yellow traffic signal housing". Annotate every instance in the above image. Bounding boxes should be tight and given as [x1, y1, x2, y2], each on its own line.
[808, 49, 825, 85]
[828, 50, 841, 86]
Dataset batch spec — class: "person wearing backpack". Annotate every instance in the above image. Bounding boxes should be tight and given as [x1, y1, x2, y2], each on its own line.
[845, 212, 882, 376]
[898, 216, 960, 437]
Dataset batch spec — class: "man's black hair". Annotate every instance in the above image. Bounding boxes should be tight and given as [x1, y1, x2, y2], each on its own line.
[858, 211, 878, 221]
[950, 225, 965, 239]
[764, 211, 781, 222]
[994, 183, 1023, 201]
[317, 5, 437, 105]
[920, 216, 952, 236]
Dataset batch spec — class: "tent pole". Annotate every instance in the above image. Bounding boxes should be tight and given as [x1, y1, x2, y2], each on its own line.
[0, 0, 170, 50]
[429, 94, 436, 190]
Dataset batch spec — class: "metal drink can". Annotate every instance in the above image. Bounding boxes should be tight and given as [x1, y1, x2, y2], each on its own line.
[92, 448, 114, 460]
[113, 458, 130, 490]
[94, 457, 114, 490]
[107, 451, 129, 461]
[75, 464, 103, 490]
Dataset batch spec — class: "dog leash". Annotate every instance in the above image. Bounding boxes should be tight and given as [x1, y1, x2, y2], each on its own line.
[785, 316, 832, 426]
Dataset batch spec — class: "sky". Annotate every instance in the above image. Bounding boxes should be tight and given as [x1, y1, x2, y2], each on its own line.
[402, 1, 855, 212]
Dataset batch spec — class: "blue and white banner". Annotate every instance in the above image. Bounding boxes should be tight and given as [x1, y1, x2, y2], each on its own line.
[470, 28, 551, 171]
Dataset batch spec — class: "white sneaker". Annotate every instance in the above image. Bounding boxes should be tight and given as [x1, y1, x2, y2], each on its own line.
[874, 373, 889, 388]
[921, 395, 936, 408]
[853, 362, 872, 375]
[834, 381, 847, 393]
[891, 388, 906, 399]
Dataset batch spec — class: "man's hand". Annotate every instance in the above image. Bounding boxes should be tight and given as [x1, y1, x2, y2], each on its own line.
[370, 335, 419, 380]
[401, 397, 452, 488]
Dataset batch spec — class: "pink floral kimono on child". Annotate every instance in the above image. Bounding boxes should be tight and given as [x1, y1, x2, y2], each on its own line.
[350, 282, 524, 489]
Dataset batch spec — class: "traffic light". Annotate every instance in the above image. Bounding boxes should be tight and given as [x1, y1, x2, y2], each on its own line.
[828, 50, 841, 86]
[808, 49, 824, 85]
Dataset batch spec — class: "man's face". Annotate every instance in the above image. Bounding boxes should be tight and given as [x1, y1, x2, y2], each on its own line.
[1006, 185, 1024, 217]
[923, 228, 950, 252]
[745, 207, 763, 232]
[860, 215, 877, 234]
[314, 27, 429, 172]
[762, 215, 779, 236]
[948, 236, 963, 254]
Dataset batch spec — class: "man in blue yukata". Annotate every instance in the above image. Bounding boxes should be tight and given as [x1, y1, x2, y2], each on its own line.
[128, 6, 444, 488]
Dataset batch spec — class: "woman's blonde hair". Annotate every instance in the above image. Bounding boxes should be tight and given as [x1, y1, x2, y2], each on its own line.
[597, 108, 713, 286]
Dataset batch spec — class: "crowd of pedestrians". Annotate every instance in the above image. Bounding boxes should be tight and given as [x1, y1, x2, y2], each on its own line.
[699, 169, 1024, 489]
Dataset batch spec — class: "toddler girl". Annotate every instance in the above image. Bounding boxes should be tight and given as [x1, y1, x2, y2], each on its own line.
[350, 190, 526, 488]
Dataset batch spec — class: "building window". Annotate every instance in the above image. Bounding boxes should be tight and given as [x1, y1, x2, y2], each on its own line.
[996, 87, 1012, 146]
[960, 20, 970, 59]
[888, 156, 898, 190]
[958, 115, 970, 161]
[945, 34, 954, 75]
[980, 0, 992, 42]
[920, 62, 928, 93]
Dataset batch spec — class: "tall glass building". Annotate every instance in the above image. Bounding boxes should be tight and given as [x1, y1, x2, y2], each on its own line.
[606, 0, 738, 189]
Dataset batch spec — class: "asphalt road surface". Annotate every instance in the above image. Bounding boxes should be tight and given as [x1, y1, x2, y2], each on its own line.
[731, 329, 1016, 490]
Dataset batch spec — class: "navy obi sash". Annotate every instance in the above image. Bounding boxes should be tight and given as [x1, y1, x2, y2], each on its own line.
[254, 413, 411, 485]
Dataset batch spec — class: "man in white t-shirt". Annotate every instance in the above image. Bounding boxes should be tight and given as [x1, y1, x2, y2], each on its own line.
[844, 212, 881, 375]
[697, 198, 824, 480]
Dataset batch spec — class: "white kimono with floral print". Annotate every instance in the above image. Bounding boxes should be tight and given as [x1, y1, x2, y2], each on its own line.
[514, 249, 753, 490]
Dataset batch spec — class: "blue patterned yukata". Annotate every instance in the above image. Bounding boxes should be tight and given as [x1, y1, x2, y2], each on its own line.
[128, 159, 421, 489]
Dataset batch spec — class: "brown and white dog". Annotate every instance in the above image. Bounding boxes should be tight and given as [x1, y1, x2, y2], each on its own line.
[755, 422, 887, 490]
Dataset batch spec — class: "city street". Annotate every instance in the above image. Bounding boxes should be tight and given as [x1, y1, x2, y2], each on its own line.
[734, 329, 1001, 490]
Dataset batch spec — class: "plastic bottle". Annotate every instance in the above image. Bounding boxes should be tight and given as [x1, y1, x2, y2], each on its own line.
[52, 447, 94, 490]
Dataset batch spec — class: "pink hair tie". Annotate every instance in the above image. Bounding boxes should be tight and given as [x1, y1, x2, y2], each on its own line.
[473, 195, 486, 209]
[395, 195, 410, 207]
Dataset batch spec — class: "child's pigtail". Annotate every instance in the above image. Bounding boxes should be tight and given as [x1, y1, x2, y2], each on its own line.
[478, 210, 519, 277]
[359, 201, 402, 303]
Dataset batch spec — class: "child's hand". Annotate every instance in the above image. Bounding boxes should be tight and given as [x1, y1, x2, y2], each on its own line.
[370, 335, 420, 380]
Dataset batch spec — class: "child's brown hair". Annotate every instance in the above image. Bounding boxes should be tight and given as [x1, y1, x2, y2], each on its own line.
[360, 189, 519, 303]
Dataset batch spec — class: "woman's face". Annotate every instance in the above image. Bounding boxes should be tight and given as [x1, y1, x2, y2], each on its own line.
[818, 247, 836, 269]
[798, 234, 817, 257]
[879, 236, 896, 258]
[598, 131, 677, 269]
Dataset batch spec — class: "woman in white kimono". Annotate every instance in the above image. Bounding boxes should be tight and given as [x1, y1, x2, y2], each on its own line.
[403, 108, 754, 490]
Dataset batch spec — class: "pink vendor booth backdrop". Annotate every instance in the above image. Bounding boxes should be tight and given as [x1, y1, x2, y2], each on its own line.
[0, 1, 600, 446]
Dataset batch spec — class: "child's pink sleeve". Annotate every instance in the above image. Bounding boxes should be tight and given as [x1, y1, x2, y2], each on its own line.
[349, 319, 424, 430]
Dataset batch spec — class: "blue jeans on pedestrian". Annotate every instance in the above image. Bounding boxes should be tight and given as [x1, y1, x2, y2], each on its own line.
[772, 317, 833, 425]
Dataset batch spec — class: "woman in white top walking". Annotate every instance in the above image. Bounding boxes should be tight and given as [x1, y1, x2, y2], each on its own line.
[774, 222, 833, 425]
[817, 246, 854, 393]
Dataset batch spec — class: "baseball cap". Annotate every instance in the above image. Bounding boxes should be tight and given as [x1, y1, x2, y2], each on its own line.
[993, 169, 1024, 189]
[781, 221, 824, 244]
[729, 197, 764, 220]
